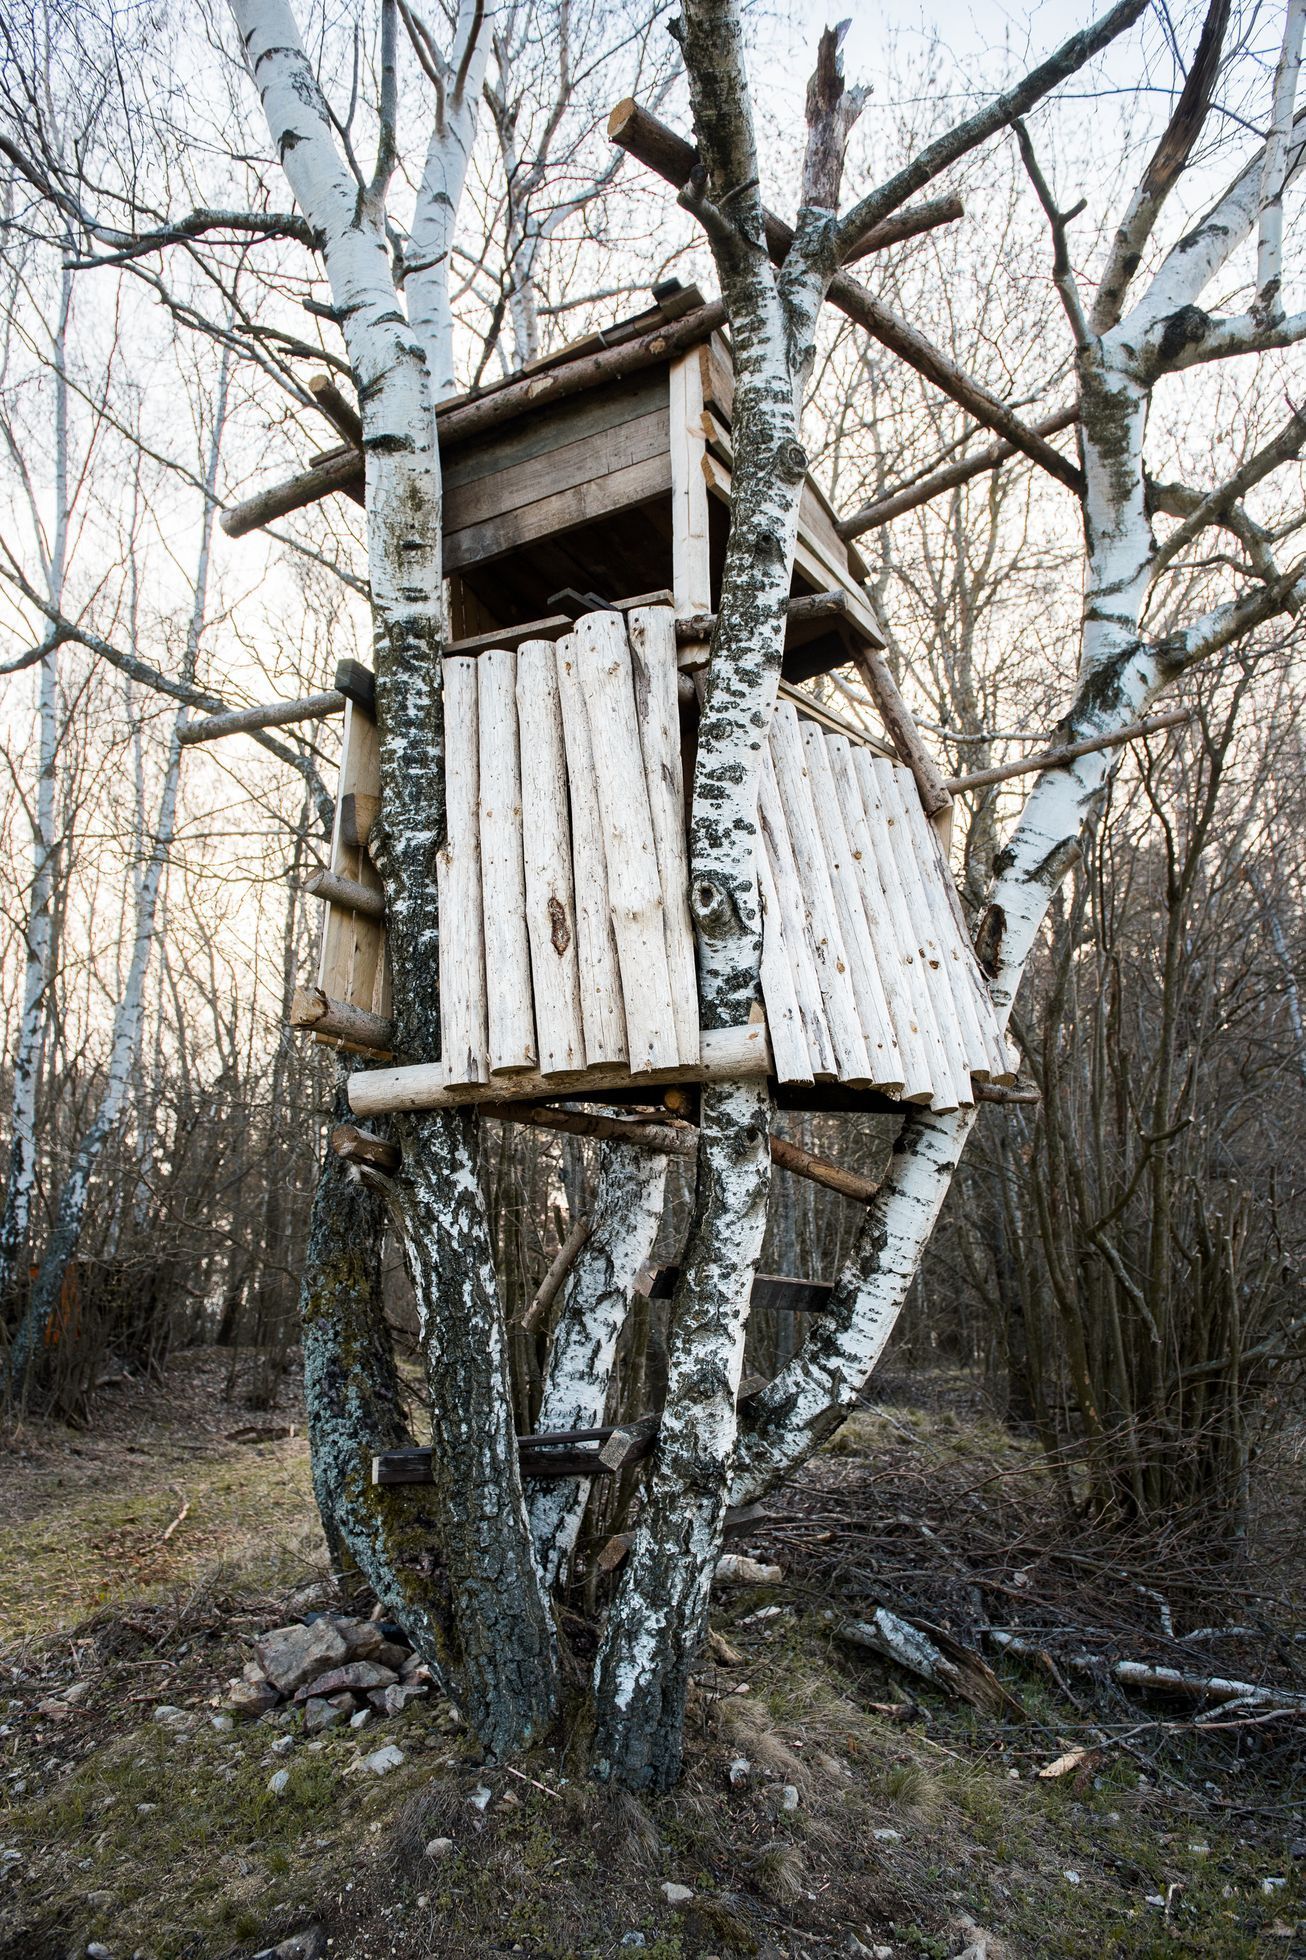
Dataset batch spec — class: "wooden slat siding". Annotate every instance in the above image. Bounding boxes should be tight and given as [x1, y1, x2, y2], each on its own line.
[698, 332, 734, 427]
[443, 453, 673, 574]
[849, 744, 959, 1112]
[445, 405, 669, 540]
[669, 350, 712, 614]
[477, 648, 538, 1073]
[317, 699, 386, 1022]
[627, 607, 699, 1065]
[902, 782, 1014, 1085]
[442, 369, 667, 496]
[574, 612, 679, 1072]
[866, 755, 971, 1110]
[884, 759, 992, 1086]
[757, 750, 837, 1077]
[769, 702, 872, 1086]
[436, 656, 488, 1085]
[801, 723, 905, 1095]
[555, 632, 628, 1066]
[756, 832, 812, 1082]
[515, 639, 586, 1075]
[826, 735, 935, 1103]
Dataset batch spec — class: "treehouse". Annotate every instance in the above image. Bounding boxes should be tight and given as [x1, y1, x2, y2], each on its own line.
[211, 283, 1014, 1140]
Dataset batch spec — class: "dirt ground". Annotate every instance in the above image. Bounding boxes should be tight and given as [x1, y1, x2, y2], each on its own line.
[1, 1352, 1302, 1959]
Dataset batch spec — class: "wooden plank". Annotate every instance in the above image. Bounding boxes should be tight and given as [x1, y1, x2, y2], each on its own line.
[652, 1266, 834, 1315]
[801, 723, 905, 1094]
[757, 832, 813, 1083]
[515, 639, 586, 1075]
[438, 656, 489, 1085]
[769, 701, 872, 1085]
[555, 632, 628, 1067]
[442, 369, 667, 495]
[846, 745, 955, 1111]
[347, 1021, 771, 1117]
[757, 749, 837, 1077]
[317, 699, 386, 1017]
[446, 404, 668, 536]
[444, 453, 673, 573]
[627, 607, 699, 1066]
[863, 755, 971, 1110]
[825, 735, 935, 1102]
[477, 648, 537, 1073]
[669, 348, 712, 615]
[573, 612, 679, 1072]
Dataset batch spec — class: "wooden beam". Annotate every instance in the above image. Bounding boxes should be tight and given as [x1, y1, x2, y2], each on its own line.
[607, 100, 1081, 497]
[852, 647, 953, 819]
[304, 868, 385, 920]
[974, 1081, 1040, 1105]
[339, 791, 380, 852]
[290, 986, 392, 1053]
[651, 1266, 835, 1315]
[768, 1133, 881, 1205]
[178, 689, 344, 746]
[607, 100, 964, 264]
[839, 407, 1079, 538]
[220, 300, 728, 539]
[334, 658, 376, 715]
[945, 708, 1192, 793]
[674, 589, 852, 644]
[307, 373, 363, 447]
[373, 1416, 660, 1486]
[330, 1123, 398, 1172]
[348, 1021, 772, 1117]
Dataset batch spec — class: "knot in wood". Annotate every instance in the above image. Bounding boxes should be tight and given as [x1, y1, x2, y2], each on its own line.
[773, 439, 808, 483]
[690, 876, 734, 938]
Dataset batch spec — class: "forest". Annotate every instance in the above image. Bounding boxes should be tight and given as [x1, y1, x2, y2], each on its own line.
[1, 0, 1304, 1954]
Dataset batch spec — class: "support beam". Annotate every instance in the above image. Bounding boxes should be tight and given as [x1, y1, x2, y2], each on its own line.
[221, 300, 728, 539]
[838, 407, 1080, 538]
[348, 1021, 772, 1117]
[374, 1416, 660, 1486]
[178, 689, 344, 746]
[945, 708, 1191, 793]
[768, 1133, 880, 1205]
[307, 373, 363, 447]
[304, 867, 385, 920]
[674, 589, 852, 643]
[290, 986, 392, 1053]
[607, 100, 1082, 497]
[852, 647, 952, 819]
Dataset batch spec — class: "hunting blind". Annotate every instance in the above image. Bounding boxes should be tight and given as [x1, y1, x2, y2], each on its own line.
[213, 285, 1015, 1135]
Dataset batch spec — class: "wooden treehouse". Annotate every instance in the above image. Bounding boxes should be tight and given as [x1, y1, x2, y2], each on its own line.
[209, 283, 1014, 1175]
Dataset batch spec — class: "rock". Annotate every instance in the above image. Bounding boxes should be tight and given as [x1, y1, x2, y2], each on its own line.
[363, 1744, 405, 1775]
[267, 1768, 291, 1794]
[661, 1882, 693, 1906]
[152, 1704, 189, 1725]
[86, 1946, 112, 1959]
[227, 1676, 281, 1718]
[468, 1784, 493, 1811]
[382, 1683, 428, 1717]
[425, 1837, 455, 1861]
[872, 1828, 902, 1843]
[714, 1554, 782, 1586]
[135, 1803, 157, 1815]
[621, 1937, 647, 1949]
[400, 1650, 432, 1680]
[349, 1708, 372, 1731]
[256, 1620, 349, 1696]
[333, 1618, 384, 1661]
[373, 1639, 410, 1669]
[269, 1734, 295, 1756]
[210, 1713, 234, 1732]
[293, 1660, 398, 1703]
[87, 1891, 114, 1910]
[251, 1932, 326, 1960]
[64, 1681, 90, 1705]
[727, 1757, 751, 1789]
[242, 1660, 270, 1685]
[780, 1783, 800, 1811]
[304, 1696, 350, 1736]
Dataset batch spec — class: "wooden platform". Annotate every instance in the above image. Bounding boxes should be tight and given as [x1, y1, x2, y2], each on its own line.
[311, 605, 1012, 1115]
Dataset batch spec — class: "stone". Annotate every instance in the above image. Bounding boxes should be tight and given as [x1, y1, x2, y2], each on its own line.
[363, 1744, 405, 1775]
[872, 1828, 902, 1843]
[304, 1696, 350, 1737]
[267, 1768, 291, 1794]
[468, 1784, 493, 1811]
[255, 1620, 349, 1697]
[251, 1932, 326, 1960]
[152, 1704, 189, 1725]
[86, 1946, 112, 1959]
[727, 1757, 751, 1789]
[227, 1676, 280, 1719]
[64, 1681, 90, 1705]
[87, 1891, 114, 1910]
[780, 1784, 800, 1811]
[714, 1554, 782, 1586]
[374, 1640, 410, 1669]
[293, 1660, 397, 1703]
[400, 1650, 432, 1680]
[210, 1713, 234, 1732]
[269, 1734, 295, 1756]
[382, 1683, 428, 1718]
[425, 1837, 455, 1860]
[349, 1707, 372, 1731]
[333, 1618, 384, 1661]
[661, 1882, 693, 1906]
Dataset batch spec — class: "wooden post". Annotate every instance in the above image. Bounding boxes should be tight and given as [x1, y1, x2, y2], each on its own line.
[757, 751, 837, 1077]
[516, 639, 586, 1075]
[628, 607, 700, 1067]
[555, 632, 628, 1067]
[668, 350, 713, 619]
[852, 646, 953, 821]
[438, 655, 489, 1085]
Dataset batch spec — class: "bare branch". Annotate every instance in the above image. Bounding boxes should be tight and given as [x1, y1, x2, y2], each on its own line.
[1013, 119, 1091, 347]
[1256, 0, 1306, 322]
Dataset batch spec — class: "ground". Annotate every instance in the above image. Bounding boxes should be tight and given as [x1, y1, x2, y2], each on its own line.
[1, 1353, 1302, 1959]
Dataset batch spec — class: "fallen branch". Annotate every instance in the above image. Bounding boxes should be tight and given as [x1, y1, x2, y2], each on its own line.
[840, 1608, 1026, 1716]
[986, 1629, 1306, 1711]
